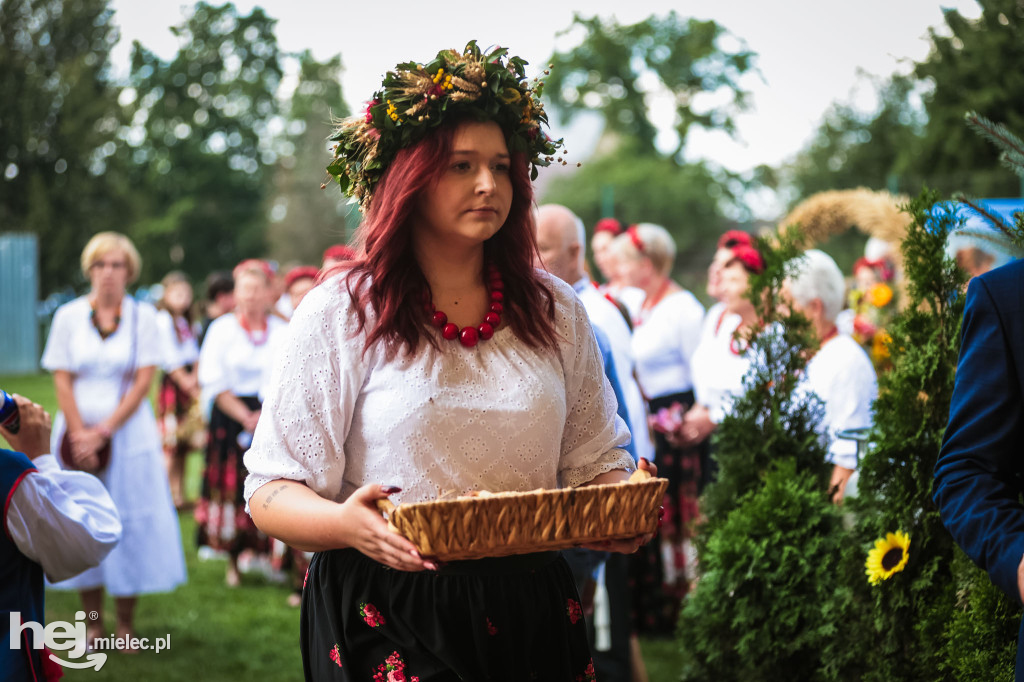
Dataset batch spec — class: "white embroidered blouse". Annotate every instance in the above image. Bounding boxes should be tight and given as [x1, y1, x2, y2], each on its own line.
[243, 270, 634, 511]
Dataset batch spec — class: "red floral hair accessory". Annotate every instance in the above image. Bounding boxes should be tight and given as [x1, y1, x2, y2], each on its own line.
[717, 230, 752, 250]
[594, 218, 623, 236]
[729, 244, 765, 274]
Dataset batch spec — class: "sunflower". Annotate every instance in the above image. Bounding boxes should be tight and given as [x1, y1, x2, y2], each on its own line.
[865, 530, 911, 585]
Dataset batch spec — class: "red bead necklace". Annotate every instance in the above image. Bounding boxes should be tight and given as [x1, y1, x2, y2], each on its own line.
[428, 267, 504, 348]
[238, 313, 269, 347]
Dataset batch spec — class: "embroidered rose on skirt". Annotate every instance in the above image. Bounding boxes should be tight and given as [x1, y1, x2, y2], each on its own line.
[567, 598, 583, 624]
[328, 644, 342, 667]
[360, 601, 386, 628]
[372, 650, 419, 682]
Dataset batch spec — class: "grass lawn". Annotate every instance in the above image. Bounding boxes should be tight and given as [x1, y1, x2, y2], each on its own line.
[1, 373, 685, 681]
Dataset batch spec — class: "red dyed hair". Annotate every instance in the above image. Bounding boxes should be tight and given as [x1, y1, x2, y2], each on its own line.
[327, 117, 557, 356]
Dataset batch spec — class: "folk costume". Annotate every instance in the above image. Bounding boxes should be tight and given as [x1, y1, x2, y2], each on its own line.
[246, 269, 632, 679]
[196, 311, 286, 557]
[629, 288, 705, 635]
[244, 42, 634, 681]
[40, 297, 186, 596]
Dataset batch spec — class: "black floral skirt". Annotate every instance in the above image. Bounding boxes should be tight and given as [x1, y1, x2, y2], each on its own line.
[194, 396, 266, 555]
[301, 549, 597, 681]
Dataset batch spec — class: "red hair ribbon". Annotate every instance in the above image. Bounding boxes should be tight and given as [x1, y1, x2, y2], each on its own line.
[626, 225, 645, 254]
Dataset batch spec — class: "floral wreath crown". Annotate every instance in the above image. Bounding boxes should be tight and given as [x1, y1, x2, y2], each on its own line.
[325, 41, 565, 210]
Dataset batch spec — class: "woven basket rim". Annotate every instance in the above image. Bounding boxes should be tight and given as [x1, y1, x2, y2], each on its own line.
[382, 476, 669, 561]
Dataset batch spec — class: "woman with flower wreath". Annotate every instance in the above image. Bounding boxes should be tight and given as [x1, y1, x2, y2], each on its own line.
[244, 42, 653, 680]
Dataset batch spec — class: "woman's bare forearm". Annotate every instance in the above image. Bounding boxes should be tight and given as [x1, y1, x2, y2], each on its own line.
[249, 479, 350, 552]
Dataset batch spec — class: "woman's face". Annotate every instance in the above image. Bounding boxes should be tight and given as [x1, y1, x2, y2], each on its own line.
[719, 261, 754, 316]
[88, 248, 130, 297]
[414, 120, 513, 252]
[853, 265, 879, 292]
[165, 281, 193, 315]
[591, 232, 615, 280]
[706, 247, 733, 300]
[615, 252, 654, 289]
[234, 272, 269, 319]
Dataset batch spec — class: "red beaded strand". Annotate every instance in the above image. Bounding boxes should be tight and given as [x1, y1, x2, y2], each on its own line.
[428, 266, 504, 348]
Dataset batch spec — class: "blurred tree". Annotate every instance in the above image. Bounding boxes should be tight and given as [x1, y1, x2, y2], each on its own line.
[265, 50, 352, 266]
[911, 0, 1024, 196]
[122, 1, 282, 283]
[785, 75, 924, 201]
[0, 0, 127, 293]
[784, 0, 1024, 206]
[546, 12, 755, 158]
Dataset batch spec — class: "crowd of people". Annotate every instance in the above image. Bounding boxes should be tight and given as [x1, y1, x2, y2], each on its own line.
[4, 40, 1021, 682]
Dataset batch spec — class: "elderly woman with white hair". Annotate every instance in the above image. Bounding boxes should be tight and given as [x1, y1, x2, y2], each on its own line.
[782, 249, 878, 502]
[610, 222, 705, 635]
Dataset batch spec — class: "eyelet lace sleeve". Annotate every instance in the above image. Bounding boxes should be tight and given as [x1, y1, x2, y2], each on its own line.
[243, 279, 370, 512]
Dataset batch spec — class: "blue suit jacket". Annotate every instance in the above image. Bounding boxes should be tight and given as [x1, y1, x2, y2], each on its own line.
[934, 258, 1024, 678]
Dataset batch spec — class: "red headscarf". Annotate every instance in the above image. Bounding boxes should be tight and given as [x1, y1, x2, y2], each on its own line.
[593, 218, 623, 236]
[285, 265, 320, 289]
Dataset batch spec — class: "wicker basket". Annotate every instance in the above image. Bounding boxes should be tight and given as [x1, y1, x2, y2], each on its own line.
[376, 469, 668, 561]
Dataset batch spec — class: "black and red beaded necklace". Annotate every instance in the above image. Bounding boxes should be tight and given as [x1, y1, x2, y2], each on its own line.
[90, 299, 122, 340]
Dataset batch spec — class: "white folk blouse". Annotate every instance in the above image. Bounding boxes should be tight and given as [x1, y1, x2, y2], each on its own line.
[631, 290, 706, 399]
[198, 312, 288, 404]
[244, 271, 634, 510]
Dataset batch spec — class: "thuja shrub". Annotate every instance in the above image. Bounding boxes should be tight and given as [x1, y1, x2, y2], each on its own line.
[823, 192, 968, 682]
[678, 459, 843, 682]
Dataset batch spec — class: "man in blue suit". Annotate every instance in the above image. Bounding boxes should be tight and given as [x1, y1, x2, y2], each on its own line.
[934, 257, 1024, 680]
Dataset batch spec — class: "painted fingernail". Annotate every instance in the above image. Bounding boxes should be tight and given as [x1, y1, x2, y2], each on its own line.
[381, 485, 402, 494]
[657, 505, 665, 519]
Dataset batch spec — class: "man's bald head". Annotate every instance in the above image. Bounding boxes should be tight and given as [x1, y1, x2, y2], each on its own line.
[535, 204, 585, 285]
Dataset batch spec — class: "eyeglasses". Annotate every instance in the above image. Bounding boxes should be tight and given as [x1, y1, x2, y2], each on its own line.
[90, 260, 128, 271]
